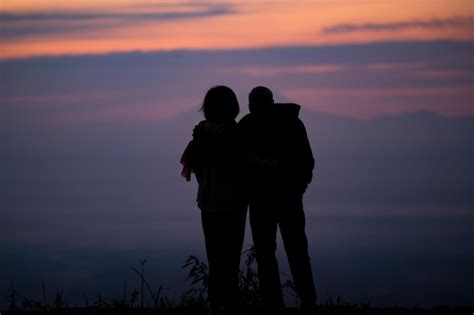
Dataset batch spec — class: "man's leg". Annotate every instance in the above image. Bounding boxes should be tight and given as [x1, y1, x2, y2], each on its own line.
[279, 198, 317, 308]
[249, 202, 284, 310]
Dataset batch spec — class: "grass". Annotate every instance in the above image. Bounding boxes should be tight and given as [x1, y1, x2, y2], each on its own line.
[3, 246, 473, 314]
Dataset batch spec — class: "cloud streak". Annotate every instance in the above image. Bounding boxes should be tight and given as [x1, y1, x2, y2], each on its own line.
[0, 7, 233, 23]
[322, 16, 474, 34]
[0, 3, 234, 39]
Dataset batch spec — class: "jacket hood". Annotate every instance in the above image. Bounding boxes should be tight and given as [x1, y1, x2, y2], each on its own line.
[273, 103, 300, 118]
[250, 102, 301, 119]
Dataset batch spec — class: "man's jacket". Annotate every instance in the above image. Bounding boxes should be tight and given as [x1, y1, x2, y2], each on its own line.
[238, 103, 315, 199]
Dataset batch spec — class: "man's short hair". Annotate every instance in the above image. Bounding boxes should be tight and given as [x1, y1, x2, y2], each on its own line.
[249, 86, 274, 106]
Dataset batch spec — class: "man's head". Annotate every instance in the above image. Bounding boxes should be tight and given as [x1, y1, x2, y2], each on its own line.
[249, 86, 274, 114]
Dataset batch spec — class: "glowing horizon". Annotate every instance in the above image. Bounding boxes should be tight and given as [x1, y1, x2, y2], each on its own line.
[1, 0, 472, 60]
[1, 1, 473, 120]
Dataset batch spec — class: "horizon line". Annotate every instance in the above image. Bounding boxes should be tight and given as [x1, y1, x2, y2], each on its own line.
[1, 38, 473, 62]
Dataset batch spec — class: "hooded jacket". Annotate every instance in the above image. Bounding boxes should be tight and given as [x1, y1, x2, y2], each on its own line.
[238, 103, 314, 199]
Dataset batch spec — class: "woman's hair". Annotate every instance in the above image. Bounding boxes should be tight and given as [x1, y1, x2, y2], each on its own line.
[200, 86, 239, 122]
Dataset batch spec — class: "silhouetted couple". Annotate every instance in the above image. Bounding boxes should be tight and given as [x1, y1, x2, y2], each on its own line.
[181, 86, 316, 315]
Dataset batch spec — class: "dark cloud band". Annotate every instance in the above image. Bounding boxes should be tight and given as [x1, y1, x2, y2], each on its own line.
[322, 16, 473, 34]
[0, 3, 234, 39]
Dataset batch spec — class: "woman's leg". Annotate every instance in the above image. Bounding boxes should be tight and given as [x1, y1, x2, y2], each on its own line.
[201, 211, 224, 309]
[201, 208, 247, 311]
[223, 207, 247, 308]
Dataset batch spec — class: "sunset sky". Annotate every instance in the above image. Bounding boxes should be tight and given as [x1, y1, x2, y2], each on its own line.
[1, 0, 472, 58]
[1, 1, 473, 308]
[1, 0, 473, 119]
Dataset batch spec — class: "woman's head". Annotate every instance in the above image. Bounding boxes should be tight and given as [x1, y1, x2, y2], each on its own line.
[201, 86, 239, 122]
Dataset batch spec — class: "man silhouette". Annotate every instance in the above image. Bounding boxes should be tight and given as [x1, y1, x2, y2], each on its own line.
[238, 86, 316, 313]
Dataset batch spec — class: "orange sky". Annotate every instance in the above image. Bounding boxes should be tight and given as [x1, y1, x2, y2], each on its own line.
[1, 0, 472, 59]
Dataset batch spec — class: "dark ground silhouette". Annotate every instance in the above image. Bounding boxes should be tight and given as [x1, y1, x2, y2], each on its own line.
[4, 248, 473, 314]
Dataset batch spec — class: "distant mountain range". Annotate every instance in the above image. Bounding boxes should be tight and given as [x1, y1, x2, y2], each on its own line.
[2, 108, 473, 246]
[298, 109, 473, 214]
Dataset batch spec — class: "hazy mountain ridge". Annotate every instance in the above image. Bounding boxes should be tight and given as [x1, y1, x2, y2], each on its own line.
[2, 109, 472, 247]
[298, 109, 473, 212]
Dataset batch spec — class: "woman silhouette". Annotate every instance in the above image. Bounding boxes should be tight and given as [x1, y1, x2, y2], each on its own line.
[181, 86, 247, 314]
